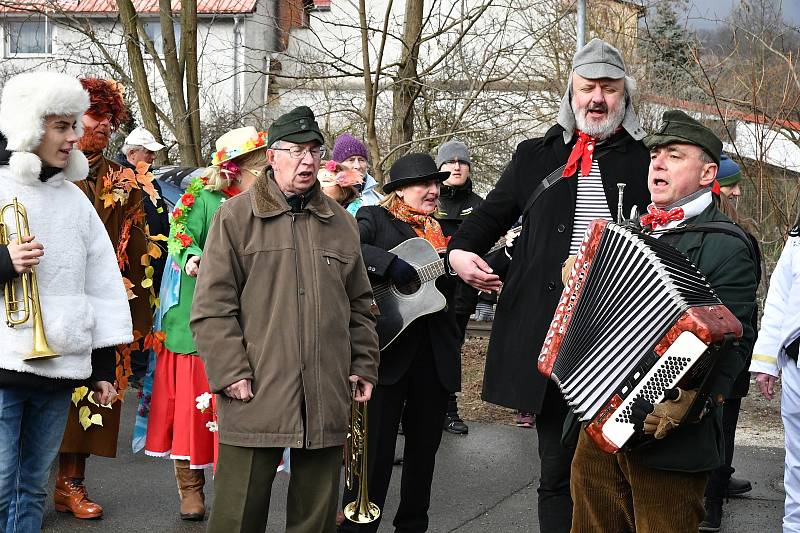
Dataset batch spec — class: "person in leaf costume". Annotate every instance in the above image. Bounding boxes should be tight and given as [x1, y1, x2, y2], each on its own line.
[145, 126, 267, 521]
[55, 78, 162, 520]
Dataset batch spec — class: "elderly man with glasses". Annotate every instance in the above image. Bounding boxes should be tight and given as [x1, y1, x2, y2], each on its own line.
[191, 106, 379, 533]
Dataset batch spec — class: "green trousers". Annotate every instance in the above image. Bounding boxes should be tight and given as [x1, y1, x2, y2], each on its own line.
[208, 444, 342, 533]
[570, 431, 708, 533]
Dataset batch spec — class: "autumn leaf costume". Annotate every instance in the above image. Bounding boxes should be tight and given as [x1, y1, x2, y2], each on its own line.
[56, 78, 162, 520]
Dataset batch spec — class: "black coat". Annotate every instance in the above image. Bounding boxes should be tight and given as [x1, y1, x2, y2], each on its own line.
[447, 125, 651, 412]
[357, 205, 461, 393]
[435, 179, 485, 315]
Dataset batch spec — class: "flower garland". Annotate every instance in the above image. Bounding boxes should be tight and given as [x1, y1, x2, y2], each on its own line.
[168, 176, 208, 257]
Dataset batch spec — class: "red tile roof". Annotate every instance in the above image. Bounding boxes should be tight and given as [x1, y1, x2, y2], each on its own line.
[0, 0, 257, 15]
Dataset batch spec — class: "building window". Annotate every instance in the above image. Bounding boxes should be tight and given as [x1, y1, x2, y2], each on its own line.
[5, 18, 53, 56]
[142, 21, 181, 56]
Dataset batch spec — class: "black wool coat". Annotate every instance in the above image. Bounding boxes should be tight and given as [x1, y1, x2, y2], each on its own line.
[447, 125, 651, 412]
[357, 205, 462, 393]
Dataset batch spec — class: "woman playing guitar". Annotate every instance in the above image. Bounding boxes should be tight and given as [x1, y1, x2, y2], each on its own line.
[338, 153, 462, 533]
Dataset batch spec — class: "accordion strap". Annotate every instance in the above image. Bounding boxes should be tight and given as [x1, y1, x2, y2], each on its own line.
[661, 221, 762, 285]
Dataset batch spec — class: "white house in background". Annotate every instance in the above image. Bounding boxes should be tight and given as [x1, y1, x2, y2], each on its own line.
[0, 0, 331, 140]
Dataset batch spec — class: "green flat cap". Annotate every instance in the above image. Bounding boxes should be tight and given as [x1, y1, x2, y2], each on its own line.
[268, 106, 324, 146]
[644, 110, 722, 165]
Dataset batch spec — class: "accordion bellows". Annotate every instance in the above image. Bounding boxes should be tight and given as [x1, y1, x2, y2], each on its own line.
[538, 220, 742, 453]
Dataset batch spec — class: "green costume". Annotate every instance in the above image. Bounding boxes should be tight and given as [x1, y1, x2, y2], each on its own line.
[163, 187, 228, 354]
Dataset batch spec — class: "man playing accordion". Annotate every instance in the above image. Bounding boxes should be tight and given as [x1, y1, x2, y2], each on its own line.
[569, 111, 759, 532]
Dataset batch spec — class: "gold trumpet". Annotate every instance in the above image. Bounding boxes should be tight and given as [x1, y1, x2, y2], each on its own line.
[343, 383, 380, 523]
[1, 198, 58, 360]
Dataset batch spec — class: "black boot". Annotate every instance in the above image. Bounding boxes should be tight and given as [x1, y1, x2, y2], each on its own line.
[698, 498, 722, 532]
[444, 411, 469, 435]
[727, 476, 753, 496]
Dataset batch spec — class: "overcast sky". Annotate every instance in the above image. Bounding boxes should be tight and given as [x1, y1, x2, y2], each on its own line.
[684, 0, 800, 29]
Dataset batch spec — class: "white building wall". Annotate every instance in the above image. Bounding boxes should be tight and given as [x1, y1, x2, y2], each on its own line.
[0, 13, 270, 147]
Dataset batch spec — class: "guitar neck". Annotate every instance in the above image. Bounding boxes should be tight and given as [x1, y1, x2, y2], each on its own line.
[416, 259, 445, 283]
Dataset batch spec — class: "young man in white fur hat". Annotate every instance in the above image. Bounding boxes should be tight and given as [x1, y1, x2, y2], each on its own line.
[0, 71, 132, 531]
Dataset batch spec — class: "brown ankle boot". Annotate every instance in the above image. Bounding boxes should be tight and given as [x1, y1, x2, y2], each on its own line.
[54, 453, 103, 519]
[174, 460, 205, 521]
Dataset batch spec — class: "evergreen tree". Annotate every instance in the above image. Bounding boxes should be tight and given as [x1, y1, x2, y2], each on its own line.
[642, 0, 699, 98]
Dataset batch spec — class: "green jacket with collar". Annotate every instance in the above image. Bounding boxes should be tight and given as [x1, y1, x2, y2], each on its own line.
[632, 201, 758, 472]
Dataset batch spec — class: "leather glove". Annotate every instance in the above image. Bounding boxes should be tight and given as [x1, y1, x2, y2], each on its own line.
[629, 388, 698, 440]
[561, 255, 577, 286]
[387, 256, 417, 287]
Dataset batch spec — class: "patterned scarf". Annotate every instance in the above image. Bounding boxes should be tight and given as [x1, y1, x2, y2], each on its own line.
[388, 201, 449, 253]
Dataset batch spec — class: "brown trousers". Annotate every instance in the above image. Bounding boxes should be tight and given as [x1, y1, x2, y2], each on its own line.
[570, 431, 707, 533]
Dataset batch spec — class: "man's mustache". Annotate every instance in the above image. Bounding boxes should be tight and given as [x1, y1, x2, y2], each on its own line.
[586, 104, 608, 113]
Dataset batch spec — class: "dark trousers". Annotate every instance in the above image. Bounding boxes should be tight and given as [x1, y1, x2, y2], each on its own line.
[705, 397, 742, 500]
[208, 444, 342, 533]
[536, 381, 575, 533]
[339, 343, 450, 533]
[446, 313, 472, 415]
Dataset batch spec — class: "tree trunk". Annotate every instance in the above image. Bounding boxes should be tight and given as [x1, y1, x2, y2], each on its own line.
[180, 0, 202, 164]
[358, 0, 383, 184]
[389, 0, 423, 157]
[158, 0, 198, 166]
[116, 0, 169, 165]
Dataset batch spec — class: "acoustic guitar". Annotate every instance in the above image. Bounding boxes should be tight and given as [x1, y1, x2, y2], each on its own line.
[372, 238, 446, 349]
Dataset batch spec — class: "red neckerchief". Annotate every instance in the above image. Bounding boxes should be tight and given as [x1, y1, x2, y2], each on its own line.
[562, 130, 596, 178]
[640, 203, 685, 230]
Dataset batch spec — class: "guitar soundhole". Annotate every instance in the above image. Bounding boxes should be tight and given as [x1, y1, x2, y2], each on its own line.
[395, 276, 421, 295]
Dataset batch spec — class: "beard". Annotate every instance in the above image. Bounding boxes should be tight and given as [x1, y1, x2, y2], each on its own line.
[77, 125, 110, 153]
[572, 97, 626, 140]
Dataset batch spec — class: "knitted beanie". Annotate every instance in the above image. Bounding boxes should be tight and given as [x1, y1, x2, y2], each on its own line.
[716, 154, 742, 187]
[435, 139, 471, 169]
[331, 133, 368, 162]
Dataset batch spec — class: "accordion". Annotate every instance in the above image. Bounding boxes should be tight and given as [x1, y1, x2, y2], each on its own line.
[538, 220, 742, 453]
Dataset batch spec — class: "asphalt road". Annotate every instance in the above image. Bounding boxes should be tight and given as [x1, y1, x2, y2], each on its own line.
[41, 392, 785, 532]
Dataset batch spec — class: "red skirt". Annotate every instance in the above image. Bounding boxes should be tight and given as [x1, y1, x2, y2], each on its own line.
[145, 347, 216, 469]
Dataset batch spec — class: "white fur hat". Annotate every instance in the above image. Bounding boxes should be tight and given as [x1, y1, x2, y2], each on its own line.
[0, 72, 90, 183]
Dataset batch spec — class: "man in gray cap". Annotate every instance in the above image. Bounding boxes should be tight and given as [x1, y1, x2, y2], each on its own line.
[446, 38, 651, 531]
[191, 106, 379, 532]
[568, 110, 758, 531]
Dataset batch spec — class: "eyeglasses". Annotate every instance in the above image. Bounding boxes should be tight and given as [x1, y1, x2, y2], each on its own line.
[272, 146, 327, 159]
[442, 159, 468, 167]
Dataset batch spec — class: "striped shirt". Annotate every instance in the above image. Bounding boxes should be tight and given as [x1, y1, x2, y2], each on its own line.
[569, 158, 612, 255]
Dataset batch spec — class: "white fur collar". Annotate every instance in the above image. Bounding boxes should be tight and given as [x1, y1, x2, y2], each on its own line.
[7, 149, 89, 185]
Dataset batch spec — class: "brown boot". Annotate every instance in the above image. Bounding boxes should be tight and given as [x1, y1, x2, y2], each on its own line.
[174, 459, 205, 521]
[54, 453, 103, 519]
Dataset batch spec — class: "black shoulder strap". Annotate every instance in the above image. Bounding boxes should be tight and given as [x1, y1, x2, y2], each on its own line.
[521, 136, 628, 219]
[662, 221, 762, 284]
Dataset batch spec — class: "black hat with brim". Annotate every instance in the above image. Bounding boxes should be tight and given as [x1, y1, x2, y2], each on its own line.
[384, 153, 450, 193]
